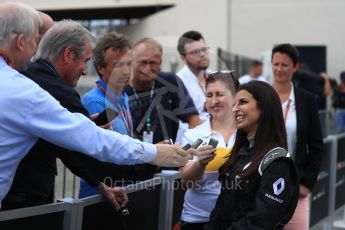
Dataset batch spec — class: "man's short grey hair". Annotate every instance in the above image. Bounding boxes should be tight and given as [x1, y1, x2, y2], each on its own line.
[33, 20, 95, 62]
[0, 2, 40, 49]
[134, 37, 162, 55]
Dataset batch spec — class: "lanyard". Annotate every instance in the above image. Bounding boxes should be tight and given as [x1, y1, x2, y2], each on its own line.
[283, 99, 292, 123]
[96, 81, 133, 136]
[0, 50, 13, 67]
[132, 81, 155, 131]
[132, 81, 155, 106]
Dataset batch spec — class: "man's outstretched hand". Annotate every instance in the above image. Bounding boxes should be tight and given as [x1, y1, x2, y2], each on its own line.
[98, 182, 128, 211]
[151, 144, 193, 167]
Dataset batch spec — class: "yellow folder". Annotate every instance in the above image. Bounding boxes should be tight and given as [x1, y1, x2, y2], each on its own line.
[205, 147, 231, 172]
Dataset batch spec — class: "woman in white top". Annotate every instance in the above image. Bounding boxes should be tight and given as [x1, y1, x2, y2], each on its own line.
[179, 70, 239, 230]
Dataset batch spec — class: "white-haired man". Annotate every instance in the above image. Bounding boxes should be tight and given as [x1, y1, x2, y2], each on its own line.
[0, 2, 192, 209]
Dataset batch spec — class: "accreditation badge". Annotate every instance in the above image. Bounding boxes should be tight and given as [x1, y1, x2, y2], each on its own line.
[143, 130, 154, 143]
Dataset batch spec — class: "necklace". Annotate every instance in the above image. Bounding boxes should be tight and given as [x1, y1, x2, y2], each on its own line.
[247, 135, 255, 149]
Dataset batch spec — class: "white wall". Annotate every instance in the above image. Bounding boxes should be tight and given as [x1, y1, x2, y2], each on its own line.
[119, 0, 229, 71]
[8, 0, 345, 78]
[230, 0, 345, 79]
[120, 0, 345, 79]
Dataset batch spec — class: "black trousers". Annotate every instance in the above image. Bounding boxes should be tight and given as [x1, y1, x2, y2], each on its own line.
[1, 192, 52, 210]
[180, 221, 207, 230]
[0, 192, 60, 230]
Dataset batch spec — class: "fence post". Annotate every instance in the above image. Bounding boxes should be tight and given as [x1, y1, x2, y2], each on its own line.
[59, 198, 84, 230]
[156, 172, 180, 230]
[325, 136, 337, 230]
[332, 134, 345, 229]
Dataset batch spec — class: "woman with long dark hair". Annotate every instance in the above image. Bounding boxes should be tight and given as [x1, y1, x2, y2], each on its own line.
[204, 81, 299, 229]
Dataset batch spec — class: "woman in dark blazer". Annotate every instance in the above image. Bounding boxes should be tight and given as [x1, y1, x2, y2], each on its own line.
[271, 43, 323, 230]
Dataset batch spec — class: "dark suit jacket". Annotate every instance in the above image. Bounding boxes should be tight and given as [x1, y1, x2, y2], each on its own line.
[124, 71, 198, 143]
[3, 60, 150, 207]
[294, 87, 323, 191]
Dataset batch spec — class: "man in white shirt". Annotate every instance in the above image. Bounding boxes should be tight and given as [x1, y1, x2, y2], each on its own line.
[175, 31, 210, 143]
[239, 60, 267, 85]
[0, 2, 192, 208]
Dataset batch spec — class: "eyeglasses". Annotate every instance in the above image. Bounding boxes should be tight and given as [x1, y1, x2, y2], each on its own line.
[184, 47, 209, 56]
[208, 70, 239, 89]
[136, 60, 161, 68]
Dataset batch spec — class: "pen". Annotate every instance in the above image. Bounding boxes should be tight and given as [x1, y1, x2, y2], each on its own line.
[169, 138, 174, 145]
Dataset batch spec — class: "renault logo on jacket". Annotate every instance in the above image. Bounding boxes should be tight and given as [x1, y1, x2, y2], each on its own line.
[273, 177, 285, 195]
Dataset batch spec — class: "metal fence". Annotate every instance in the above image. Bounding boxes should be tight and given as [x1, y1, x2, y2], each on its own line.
[0, 173, 185, 230]
[1, 133, 345, 229]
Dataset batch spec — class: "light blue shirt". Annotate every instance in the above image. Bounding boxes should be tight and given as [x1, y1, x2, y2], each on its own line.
[80, 79, 133, 197]
[0, 58, 156, 207]
[82, 79, 132, 136]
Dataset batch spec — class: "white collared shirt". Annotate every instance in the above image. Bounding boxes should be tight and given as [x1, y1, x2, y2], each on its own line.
[175, 65, 210, 144]
[283, 84, 297, 159]
[176, 65, 208, 118]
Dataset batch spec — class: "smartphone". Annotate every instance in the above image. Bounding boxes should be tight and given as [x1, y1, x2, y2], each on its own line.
[191, 138, 203, 149]
[93, 108, 118, 126]
[182, 138, 203, 151]
[181, 143, 192, 151]
[208, 138, 219, 148]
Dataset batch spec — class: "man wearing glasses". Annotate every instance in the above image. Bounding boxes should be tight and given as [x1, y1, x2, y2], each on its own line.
[125, 37, 200, 148]
[175, 31, 211, 144]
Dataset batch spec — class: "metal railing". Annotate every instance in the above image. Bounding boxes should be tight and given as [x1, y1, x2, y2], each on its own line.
[2, 133, 345, 229]
[310, 133, 345, 229]
[0, 172, 183, 230]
